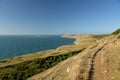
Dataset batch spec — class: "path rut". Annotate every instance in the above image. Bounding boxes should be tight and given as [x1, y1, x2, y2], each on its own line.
[88, 43, 108, 80]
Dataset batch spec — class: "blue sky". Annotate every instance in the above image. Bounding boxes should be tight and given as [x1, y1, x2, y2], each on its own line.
[0, 0, 120, 35]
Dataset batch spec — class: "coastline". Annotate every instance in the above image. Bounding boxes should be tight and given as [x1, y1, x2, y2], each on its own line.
[0, 34, 92, 66]
[0, 35, 76, 61]
[0, 34, 80, 68]
[62, 34, 92, 45]
[0, 34, 93, 62]
[0, 34, 98, 80]
[1, 32, 120, 80]
[61, 34, 79, 45]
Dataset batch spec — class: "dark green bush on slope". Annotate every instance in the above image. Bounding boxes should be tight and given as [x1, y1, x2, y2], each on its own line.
[0, 49, 84, 80]
[112, 29, 120, 35]
[92, 34, 109, 39]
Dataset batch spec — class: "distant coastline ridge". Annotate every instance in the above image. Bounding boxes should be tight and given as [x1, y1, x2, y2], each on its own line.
[62, 34, 78, 45]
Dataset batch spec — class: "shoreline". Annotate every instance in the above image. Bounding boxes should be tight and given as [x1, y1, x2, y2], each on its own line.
[0, 34, 99, 80]
[61, 34, 79, 45]
[0, 34, 93, 67]
[0, 34, 81, 69]
[0, 35, 78, 61]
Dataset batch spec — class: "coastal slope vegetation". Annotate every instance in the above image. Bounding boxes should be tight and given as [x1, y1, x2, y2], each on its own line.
[0, 35, 97, 80]
[1, 30, 120, 80]
[29, 30, 120, 80]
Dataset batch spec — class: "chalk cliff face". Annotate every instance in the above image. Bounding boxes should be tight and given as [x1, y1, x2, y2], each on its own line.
[1, 32, 120, 80]
[28, 34, 120, 80]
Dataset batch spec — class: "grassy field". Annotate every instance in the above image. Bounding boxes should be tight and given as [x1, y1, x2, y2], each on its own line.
[0, 35, 107, 80]
[28, 32, 120, 80]
[0, 49, 85, 80]
[0, 34, 108, 80]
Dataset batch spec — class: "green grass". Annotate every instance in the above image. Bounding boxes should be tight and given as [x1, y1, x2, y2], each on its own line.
[0, 49, 84, 80]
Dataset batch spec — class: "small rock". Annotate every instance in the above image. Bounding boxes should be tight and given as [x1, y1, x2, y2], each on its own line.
[75, 56, 77, 59]
[67, 67, 70, 73]
[104, 69, 107, 73]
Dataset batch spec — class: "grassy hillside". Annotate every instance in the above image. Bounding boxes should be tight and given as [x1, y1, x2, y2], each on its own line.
[28, 33, 120, 80]
[112, 28, 120, 35]
[28, 38, 106, 80]
[0, 35, 97, 80]
[0, 30, 118, 80]
[0, 50, 84, 80]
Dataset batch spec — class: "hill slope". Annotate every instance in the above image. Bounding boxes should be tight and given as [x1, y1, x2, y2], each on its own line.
[112, 28, 120, 35]
[28, 34, 120, 80]
[1, 34, 120, 80]
[0, 35, 98, 80]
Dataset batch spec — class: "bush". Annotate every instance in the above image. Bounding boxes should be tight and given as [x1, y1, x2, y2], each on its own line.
[0, 49, 84, 80]
[92, 34, 109, 39]
[112, 29, 120, 35]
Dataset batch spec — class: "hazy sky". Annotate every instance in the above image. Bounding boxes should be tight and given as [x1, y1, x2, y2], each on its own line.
[0, 0, 120, 35]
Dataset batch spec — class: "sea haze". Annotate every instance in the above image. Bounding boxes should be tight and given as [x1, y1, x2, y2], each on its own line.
[0, 35, 75, 60]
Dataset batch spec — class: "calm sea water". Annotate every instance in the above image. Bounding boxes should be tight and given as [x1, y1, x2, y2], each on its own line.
[0, 35, 75, 60]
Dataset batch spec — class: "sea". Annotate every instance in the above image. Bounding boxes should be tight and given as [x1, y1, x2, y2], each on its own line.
[0, 35, 75, 60]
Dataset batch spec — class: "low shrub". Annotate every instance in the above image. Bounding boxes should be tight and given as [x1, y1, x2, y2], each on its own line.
[0, 49, 83, 80]
[92, 34, 109, 39]
[112, 29, 120, 35]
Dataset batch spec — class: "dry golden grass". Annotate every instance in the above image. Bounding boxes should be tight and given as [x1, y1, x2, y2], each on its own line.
[28, 35, 106, 80]
[2, 34, 119, 80]
[28, 34, 120, 80]
[0, 34, 97, 80]
[99, 35, 120, 80]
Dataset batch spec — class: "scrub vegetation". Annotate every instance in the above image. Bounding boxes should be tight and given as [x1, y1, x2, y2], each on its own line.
[112, 28, 120, 35]
[0, 34, 103, 80]
[0, 50, 84, 80]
